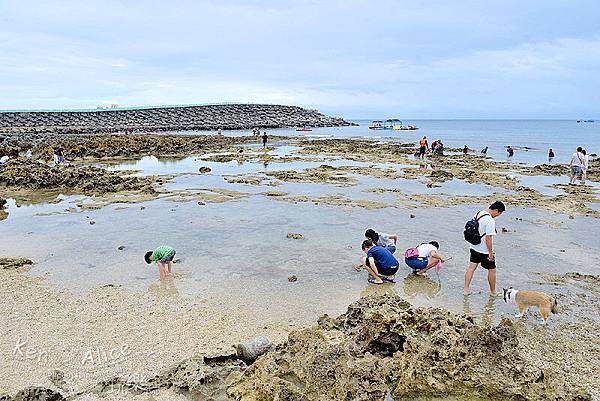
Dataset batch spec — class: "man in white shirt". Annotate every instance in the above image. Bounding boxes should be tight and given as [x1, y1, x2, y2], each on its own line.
[463, 201, 505, 296]
[569, 147, 585, 185]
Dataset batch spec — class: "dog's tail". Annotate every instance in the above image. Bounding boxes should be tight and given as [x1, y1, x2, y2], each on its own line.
[551, 298, 558, 314]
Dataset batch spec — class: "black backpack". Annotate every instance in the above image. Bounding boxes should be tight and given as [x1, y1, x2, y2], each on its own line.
[464, 212, 489, 245]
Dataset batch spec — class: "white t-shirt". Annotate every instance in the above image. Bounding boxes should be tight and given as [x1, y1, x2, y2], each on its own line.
[417, 243, 437, 258]
[570, 152, 584, 168]
[377, 232, 395, 247]
[470, 210, 495, 254]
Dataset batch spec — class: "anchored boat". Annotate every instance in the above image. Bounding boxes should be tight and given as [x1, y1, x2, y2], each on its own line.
[369, 119, 418, 130]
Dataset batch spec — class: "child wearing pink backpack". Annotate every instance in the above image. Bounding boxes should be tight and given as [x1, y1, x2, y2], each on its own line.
[404, 241, 445, 276]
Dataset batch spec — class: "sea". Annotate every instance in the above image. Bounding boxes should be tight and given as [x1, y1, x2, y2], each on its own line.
[200, 119, 598, 165]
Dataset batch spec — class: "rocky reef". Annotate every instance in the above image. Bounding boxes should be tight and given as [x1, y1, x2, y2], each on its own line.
[0, 160, 155, 194]
[0, 197, 6, 220]
[0, 104, 353, 135]
[0, 133, 268, 159]
[227, 294, 591, 401]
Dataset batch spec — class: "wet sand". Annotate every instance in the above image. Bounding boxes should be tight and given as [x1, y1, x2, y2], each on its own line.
[1, 134, 599, 400]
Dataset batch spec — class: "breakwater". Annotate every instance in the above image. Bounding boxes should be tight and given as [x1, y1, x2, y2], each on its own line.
[0, 103, 353, 134]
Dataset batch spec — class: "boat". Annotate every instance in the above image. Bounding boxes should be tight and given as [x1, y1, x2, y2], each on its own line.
[368, 120, 386, 130]
[296, 127, 313, 131]
[369, 119, 419, 130]
[387, 119, 419, 130]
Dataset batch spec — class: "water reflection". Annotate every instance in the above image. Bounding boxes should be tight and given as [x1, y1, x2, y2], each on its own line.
[148, 276, 179, 298]
[463, 294, 498, 326]
[403, 273, 442, 300]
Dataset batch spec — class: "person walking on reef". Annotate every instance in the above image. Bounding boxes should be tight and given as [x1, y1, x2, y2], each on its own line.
[463, 201, 505, 296]
[418, 136, 428, 159]
[569, 146, 585, 185]
[262, 131, 268, 148]
[481, 146, 488, 156]
[581, 149, 589, 184]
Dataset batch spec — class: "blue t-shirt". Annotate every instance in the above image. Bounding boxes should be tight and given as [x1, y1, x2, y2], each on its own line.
[367, 246, 399, 269]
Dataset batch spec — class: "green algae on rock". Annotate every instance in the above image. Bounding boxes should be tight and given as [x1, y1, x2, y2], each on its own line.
[0, 257, 33, 270]
[0, 160, 155, 195]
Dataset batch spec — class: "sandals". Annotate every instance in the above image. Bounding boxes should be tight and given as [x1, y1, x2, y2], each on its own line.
[368, 278, 384, 285]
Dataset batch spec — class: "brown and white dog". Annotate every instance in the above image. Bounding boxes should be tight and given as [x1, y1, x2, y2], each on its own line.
[503, 287, 558, 323]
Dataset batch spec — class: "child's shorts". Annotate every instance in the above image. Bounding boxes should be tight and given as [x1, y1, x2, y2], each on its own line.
[160, 249, 176, 263]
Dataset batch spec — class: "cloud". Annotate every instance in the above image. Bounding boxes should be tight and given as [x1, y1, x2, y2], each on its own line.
[0, 1, 599, 118]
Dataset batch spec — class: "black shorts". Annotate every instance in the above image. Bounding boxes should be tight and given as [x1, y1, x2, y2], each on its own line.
[365, 259, 399, 276]
[419, 146, 426, 155]
[469, 249, 496, 270]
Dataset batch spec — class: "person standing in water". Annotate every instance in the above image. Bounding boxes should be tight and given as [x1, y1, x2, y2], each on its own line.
[569, 147, 585, 185]
[506, 146, 514, 157]
[463, 201, 505, 296]
[262, 131, 268, 148]
[548, 148, 555, 161]
[418, 136, 428, 159]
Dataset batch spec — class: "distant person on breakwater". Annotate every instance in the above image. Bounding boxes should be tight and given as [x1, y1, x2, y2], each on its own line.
[506, 146, 514, 157]
[361, 239, 399, 284]
[463, 145, 469, 155]
[53, 148, 65, 165]
[548, 148, 555, 161]
[145, 245, 176, 280]
[365, 228, 398, 254]
[463, 201, 506, 296]
[262, 132, 268, 147]
[569, 147, 585, 185]
[418, 136, 428, 159]
[481, 146, 488, 156]
[404, 241, 445, 276]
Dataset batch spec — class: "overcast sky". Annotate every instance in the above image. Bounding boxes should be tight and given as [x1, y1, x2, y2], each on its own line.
[0, 0, 599, 118]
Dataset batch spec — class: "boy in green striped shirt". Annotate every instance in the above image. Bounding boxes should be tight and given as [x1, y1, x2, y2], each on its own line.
[144, 245, 176, 280]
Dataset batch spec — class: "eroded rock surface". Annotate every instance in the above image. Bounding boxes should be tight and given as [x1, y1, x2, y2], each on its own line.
[0, 257, 33, 270]
[0, 197, 6, 220]
[227, 294, 591, 401]
[0, 160, 155, 195]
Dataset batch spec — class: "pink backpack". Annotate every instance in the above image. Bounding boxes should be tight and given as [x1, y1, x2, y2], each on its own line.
[404, 247, 419, 259]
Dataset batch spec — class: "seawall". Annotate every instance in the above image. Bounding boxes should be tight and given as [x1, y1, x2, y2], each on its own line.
[0, 104, 354, 134]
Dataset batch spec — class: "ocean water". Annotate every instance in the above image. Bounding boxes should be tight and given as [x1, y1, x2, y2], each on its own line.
[191, 120, 599, 166]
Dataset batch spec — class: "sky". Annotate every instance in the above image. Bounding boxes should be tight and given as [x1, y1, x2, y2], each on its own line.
[0, 0, 599, 119]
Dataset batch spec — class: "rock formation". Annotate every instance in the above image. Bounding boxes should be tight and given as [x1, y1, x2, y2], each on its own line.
[0, 104, 354, 135]
[227, 293, 591, 401]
